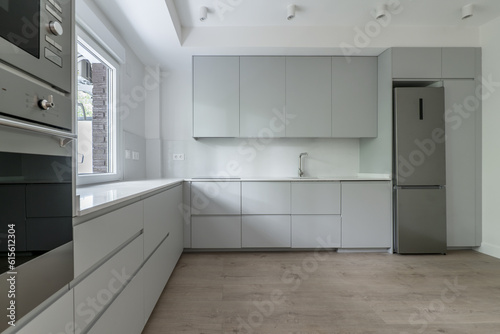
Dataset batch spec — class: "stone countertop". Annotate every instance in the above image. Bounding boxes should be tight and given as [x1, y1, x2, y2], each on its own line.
[185, 173, 392, 182]
[76, 179, 183, 216]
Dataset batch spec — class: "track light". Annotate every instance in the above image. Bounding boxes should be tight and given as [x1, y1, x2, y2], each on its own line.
[461, 4, 473, 20]
[287, 4, 296, 20]
[200, 6, 208, 22]
[375, 3, 387, 20]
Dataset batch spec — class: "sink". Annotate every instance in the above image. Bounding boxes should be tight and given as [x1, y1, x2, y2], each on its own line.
[290, 177, 318, 179]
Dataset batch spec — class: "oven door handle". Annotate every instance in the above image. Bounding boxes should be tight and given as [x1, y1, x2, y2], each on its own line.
[0, 117, 77, 147]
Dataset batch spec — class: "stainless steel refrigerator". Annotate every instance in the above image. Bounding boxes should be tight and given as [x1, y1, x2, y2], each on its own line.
[394, 87, 447, 254]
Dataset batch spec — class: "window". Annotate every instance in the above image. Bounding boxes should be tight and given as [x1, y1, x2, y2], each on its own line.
[76, 35, 120, 184]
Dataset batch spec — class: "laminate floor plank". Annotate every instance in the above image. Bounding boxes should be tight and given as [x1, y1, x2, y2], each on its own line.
[142, 250, 500, 334]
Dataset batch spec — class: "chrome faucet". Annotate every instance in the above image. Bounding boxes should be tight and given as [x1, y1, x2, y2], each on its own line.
[298, 152, 308, 177]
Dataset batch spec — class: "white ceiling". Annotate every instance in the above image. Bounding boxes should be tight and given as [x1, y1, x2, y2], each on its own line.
[174, 0, 500, 27]
[91, 0, 500, 69]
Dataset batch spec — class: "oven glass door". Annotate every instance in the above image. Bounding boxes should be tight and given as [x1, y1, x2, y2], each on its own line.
[0, 0, 41, 58]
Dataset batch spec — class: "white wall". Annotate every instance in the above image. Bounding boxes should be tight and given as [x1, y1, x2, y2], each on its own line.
[478, 17, 500, 259]
[156, 55, 360, 179]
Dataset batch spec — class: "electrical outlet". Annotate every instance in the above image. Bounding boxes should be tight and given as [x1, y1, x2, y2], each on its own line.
[132, 151, 140, 160]
[125, 150, 131, 159]
[173, 154, 185, 161]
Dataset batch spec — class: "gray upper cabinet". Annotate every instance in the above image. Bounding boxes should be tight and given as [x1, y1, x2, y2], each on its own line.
[240, 57, 286, 137]
[392, 48, 442, 79]
[285, 57, 332, 137]
[193, 56, 240, 137]
[442, 48, 476, 79]
[332, 57, 377, 137]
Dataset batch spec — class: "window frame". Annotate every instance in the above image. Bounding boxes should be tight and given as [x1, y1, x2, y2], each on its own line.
[75, 27, 122, 185]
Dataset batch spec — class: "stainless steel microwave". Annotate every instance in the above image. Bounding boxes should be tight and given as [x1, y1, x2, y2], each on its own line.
[0, 0, 73, 131]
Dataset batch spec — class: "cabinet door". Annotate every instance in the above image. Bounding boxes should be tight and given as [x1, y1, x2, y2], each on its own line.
[242, 215, 291, 248]
[332, 57, 377, 137]
[193, 56, 239, 137]
[74, 201, 143, 277]
[242, 182, 290, 214]
[444, 80, 479, 247]
[291, 215, 341, 248]
[144, 185, 182, 258]
[442, 48, 476, 79]
[87, 271, 144, 334]
[192, 216, 241, 248]
[143, 236, 173, 323]
[341, 182, 392, 248]
[392, 48, 442, 79]
[240, 57, 286, 137]
[17, 290, 74, 334]
[74, 236, 143, 332]
[291, 182, 340, 214]
[191, 181, 241, 215]
[285, 57, 332, 137]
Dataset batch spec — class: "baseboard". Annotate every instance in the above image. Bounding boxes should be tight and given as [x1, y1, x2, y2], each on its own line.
[476, 242, 500, 260]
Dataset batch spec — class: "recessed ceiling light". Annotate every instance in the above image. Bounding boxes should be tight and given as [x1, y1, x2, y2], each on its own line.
[200, 6, 208, 22]
[287, 4, 296, 20]
[462, 4, 473, 20]
[375, 3, 387, 20]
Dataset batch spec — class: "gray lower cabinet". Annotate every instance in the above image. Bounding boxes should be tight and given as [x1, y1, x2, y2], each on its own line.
[242, 182, 290, 214]
[17, 290, 74, 334]
[87, 271, 144, 334]
[242, 215, 291, 248]
[332, 57, 378, 137]
[193, 56, 240, 137]
[291, 182, 340, 214]
[191, 181, 241, 215]
[285, 57, 332, 137]
[291, 215, 341, 248]
[240, 56, 286, 137]
[444, 79, 480, 247]
[192, 216, 241, 248]
[341, 181, 392, 248]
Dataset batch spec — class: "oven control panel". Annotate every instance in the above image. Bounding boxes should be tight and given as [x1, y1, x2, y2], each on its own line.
[0, 63, 72, 131]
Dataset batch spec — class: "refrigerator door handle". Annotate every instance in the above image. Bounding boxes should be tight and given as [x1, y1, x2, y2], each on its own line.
[419, 98, 424, 120]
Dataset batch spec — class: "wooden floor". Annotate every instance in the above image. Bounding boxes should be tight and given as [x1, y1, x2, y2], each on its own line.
[142, 250, 500, 334]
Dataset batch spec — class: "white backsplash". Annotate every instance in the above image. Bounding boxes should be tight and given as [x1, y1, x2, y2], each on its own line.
[162, 137, 359, 178]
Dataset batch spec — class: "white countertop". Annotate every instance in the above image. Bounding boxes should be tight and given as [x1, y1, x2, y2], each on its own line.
[76, 179, 183, 216]
[185, 173, 392, 182]
[76, 174, 390, 216]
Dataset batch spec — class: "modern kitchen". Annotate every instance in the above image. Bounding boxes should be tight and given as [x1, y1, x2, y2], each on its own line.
[1, 0, 500, 333]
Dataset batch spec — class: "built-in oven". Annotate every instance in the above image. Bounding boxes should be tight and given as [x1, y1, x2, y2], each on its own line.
[0, 0, 72, 131]
[0, 0, 75, 331]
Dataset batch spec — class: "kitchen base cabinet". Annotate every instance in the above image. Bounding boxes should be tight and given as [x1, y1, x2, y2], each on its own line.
[74, 201, 143, 277]
[341, 182, 392, 248]
[144, 184, 182, 258]
[17, 290, 74, 334]
[291, 215, 341, 248]
[74, 235, 143, 332]
[143, 237, 172, 323]
[192, 216, 241, 248]
[291, 182, 340, 214]
[87, 271, 144, 334]
[242, 215, 291, 248]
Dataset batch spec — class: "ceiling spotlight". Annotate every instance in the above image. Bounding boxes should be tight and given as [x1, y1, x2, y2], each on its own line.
[287, 4, 296, 20]
[462, 4, 473, 20]
[200, 6, 208, 22]
[375, 3, 387, 20]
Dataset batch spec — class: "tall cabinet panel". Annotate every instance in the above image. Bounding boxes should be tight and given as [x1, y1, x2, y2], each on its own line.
[285, 57, 332, 137]
[193, 56, 240, 137]
[444, 80, 479, 247]
[332, 57, 378, 137]
[240, 57, 286, 137]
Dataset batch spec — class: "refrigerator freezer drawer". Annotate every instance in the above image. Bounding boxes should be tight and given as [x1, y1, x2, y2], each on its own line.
[396, 188, 447, 254]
